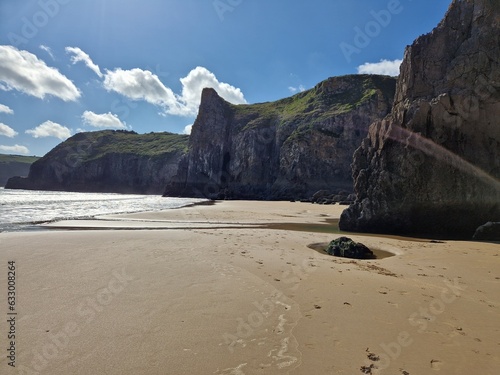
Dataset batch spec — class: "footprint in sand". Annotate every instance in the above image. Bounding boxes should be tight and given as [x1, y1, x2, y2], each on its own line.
[448, 327, 466, 338]
[431, 359, 443, 370]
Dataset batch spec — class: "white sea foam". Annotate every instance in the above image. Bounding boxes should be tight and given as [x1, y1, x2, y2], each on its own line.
[276, 314, 286, 334]
[0, 188, 205, 232]
[269, 337, 298, 369]
[214, 363, 247, 375]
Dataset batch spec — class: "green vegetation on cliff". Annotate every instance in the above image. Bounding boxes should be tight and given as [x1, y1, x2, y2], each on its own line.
[0, 155, 39, 164]
[0, 155, 40, 186]
[46, 130, 189, 162]
[235, 75, 396, 132]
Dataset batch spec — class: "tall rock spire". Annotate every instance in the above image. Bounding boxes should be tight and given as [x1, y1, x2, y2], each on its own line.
[340, 0, 500, 237]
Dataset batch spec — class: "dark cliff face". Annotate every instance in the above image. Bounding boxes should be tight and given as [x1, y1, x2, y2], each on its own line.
[6, 131, 188, 194]
[165, 75, 396, 200]
[0, 155, 38, 186]
[340, 0, 500, 237]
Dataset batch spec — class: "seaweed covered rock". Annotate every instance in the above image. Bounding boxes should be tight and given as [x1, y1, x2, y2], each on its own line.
[325, 237, 374, 259]
[473, 222, 500, 241]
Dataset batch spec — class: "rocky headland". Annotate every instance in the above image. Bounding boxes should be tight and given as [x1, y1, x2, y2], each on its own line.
[164, 74, 396, 200]
[0, 155, 39, 187]
[340, 0, 500, 238]
[5, 130, 188, 194]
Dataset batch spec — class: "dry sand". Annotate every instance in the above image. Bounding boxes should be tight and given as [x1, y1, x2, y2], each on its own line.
[0, 201, 499, 374]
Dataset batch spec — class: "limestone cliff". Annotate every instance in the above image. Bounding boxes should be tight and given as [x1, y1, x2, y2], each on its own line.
[6, 130, 188, 194]
[0, 155, 39, 186]
[340, 0, 500, 237]
[165, 75, 396, 200]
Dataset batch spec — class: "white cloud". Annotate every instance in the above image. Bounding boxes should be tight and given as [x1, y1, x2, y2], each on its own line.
[103, 68, 178, 108]
[0, 45, 81, 101]
[288, 85, 306, 94]
[0, 123, 17, 138]
[0, 144, 29, 155]
[0, 103, 13, 115]
[82, 111, 128, 130]
[26, 120, 71, 140]
[103, 66, 247, 117]
[178, 66, 247, 115]
[183, 124, 193, 135]
[65, 46, 103, 78]
[357, 59, 403, 76]
[39, 45, 54, 60]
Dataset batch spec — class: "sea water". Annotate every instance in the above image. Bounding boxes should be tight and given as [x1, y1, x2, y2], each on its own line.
[0, 188, 205, 232]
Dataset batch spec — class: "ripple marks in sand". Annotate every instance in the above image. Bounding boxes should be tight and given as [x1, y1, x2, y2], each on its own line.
[276, 314, 286, 334]
[214, 363, 247, 375]
[220, 286, 302, 372]
[196, 252, 302, 372]
[268, 337, 299, 369]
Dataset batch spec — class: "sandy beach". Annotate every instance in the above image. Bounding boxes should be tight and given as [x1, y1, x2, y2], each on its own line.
[1, 201, 499, 374]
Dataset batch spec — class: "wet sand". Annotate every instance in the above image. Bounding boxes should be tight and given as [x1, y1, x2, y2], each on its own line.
[0, 201, 499, 374]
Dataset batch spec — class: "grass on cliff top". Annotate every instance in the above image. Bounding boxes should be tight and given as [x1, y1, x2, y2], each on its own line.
[233, 74, 396, 131]
[46, 130, 189, 161]
[0, 154, 40, 164]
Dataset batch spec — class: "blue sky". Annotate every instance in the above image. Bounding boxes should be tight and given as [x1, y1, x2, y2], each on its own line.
[0, 0, 451, 156]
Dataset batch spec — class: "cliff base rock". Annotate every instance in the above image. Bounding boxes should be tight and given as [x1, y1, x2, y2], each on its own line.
[340, 0, 500, 238]
[325, 237, 374, 259]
